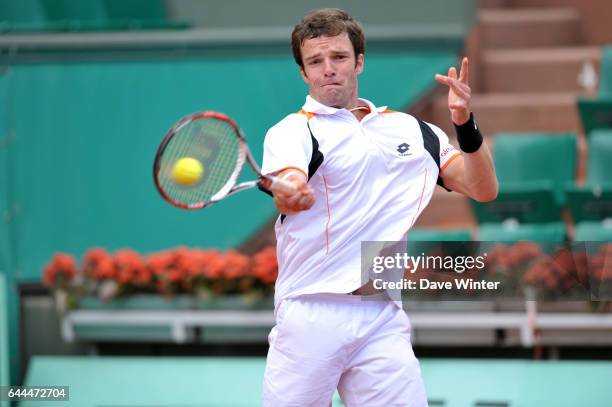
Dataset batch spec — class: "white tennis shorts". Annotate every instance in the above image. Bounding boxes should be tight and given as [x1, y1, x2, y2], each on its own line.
[262, 293, 428, 406]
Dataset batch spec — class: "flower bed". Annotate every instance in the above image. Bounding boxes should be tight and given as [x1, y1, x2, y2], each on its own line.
[43, 246, 277, 312]
[401, 241, 612, 309]
[43, 242, 611, 312]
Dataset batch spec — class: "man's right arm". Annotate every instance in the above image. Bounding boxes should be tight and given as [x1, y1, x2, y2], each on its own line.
[271, 169, 315, 214]
[261, 115, 316, 215]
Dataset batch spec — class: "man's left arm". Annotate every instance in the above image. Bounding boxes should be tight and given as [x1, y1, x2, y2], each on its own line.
[435, 57, 498, 202]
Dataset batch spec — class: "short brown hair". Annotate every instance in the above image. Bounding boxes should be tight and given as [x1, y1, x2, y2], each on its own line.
[291, 8, 365, 68]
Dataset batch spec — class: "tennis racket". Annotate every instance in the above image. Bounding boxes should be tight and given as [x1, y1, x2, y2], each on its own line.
[153, 111, 296, 210]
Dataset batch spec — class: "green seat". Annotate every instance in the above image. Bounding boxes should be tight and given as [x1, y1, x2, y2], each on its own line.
[104, 0, 165, 21]
[474, 181, 561, 223]
[104, 0, 189, 30]
[1, 0, 188, 32]
[42, 0, 108, 23]
[567, 187, 612, 222]
[478, 222, 566, 251]
[599, 46, 612, 98]
[408, 228, 472, 242]
[574, 221, 612, 241]
[567, 130, 612, 222]
[586, 129, 612, 186]
[576, 46, 612, 136]
[407, 228, 472, 257]
[493, 133, 576, 205]
[577, 97, 612, 136]
[0, 0, 47, 32]
[567, 130, 612, 239]
[472, 133, 577, 224]
[34, 0, 111, 31]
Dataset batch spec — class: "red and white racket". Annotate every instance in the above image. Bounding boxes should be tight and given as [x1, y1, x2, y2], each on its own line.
[153, 111, 295, 209]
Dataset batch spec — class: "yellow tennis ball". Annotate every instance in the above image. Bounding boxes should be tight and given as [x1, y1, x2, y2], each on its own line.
[172, 157, 204, 186]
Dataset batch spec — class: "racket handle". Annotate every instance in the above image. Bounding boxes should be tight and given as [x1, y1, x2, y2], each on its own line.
[268, 176, 298, 194]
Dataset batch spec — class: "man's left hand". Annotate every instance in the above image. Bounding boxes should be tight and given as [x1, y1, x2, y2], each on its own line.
[435, 57, 471, 126]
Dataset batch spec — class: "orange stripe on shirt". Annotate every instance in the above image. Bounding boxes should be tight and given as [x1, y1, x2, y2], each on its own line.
[440, 152, 461, 173]
[408, 168, 428, 230]
[323, 175, 331, 255]
[269, 166, 308, 179]
[297, 109, 315, 120]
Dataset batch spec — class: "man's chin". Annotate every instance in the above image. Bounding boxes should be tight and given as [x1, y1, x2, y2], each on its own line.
[315, 94, 348, 109]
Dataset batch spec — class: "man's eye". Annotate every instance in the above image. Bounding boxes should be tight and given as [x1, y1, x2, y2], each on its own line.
[309, 59, 320, 65]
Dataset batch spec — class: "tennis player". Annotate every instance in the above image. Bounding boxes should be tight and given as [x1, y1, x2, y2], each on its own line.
[261, 8, 498, 406]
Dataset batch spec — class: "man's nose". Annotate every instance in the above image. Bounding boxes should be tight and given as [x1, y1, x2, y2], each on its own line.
[323, 59, 335, 76]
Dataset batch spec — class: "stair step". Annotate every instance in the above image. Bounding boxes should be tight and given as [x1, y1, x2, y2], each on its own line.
[479, 8, 581, 49]
[428, 92, 581, 137]
[482, 47, 601, 93]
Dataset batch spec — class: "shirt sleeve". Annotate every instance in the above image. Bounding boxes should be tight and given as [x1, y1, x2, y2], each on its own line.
[425, 121, 461, 172]
[261, 114, 313, 177]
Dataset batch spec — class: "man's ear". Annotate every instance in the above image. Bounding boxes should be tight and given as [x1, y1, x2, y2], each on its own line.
[299, 65, 308, 83]
[356, 53, 364, 75]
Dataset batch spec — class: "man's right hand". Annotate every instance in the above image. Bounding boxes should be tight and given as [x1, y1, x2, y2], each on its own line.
[272, 170, 315, 215]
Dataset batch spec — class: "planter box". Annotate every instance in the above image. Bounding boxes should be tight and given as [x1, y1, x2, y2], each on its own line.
[402, 300, 495, 313]
[194, 294, 274, 311]
[66, 294, 274, 343]
[77, 294, 195, 310]
[73, 325, 183, 343]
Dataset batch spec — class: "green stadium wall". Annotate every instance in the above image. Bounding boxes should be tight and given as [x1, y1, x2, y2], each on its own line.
[2, 51, 457, 283]
[0, 48, 460, 383]
[0, 0, 475, 384]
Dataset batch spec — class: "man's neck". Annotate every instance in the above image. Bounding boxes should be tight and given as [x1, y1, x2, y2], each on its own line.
[348, 105, 370, 121]
[309, 95, 369, 120]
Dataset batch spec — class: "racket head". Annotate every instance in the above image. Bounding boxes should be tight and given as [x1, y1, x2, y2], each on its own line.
[153, 111, 247, 209]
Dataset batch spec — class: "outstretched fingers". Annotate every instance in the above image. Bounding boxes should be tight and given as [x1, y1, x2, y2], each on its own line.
[435, 74, 471, 99]
[458, 57, 469, 84]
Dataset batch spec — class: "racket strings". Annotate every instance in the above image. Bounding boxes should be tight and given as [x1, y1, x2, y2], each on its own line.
[157, 116, 241, 206]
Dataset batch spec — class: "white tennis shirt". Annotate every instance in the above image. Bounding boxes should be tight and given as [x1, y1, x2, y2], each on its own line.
[262, 96, 460, 306]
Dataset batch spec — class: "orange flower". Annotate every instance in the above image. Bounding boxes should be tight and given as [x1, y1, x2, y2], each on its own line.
[83, 248, 116, 280]
[484, 244, 510, 270]
[188, 249, 224, 279]
[146, 251, 175, 275]
[115, 249, 149, 286]
[43, 253, 77, 288]
[507, 241, 542, 268]
[251, 246, 278, 285]
[96, 257, 116, 280]
[222, 250, 249, 280]
[44, 245, 281, 297]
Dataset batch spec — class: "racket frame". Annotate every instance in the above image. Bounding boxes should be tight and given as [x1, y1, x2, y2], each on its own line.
[154, 111, 286, 210]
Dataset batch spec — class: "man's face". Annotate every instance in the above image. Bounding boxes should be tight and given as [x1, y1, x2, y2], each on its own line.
[299, 32, 364, 109]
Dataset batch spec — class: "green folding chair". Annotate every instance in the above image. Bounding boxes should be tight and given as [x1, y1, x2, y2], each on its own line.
[473, 133, 577, 223]
[0, 0, 47, 32]
[407, 228, 472, 256]
[598, 46, 612, 98]
[576, 46, 612, 136]
[104, 0, 189, 30]
[472, 133, 577, 244]
[567, 129, 612, 240]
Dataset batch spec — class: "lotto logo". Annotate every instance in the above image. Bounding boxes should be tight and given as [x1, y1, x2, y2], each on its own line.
[396, 143, 411, 156]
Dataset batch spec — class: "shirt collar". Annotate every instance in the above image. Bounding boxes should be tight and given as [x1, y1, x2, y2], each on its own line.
[302, 95, 388, 116]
